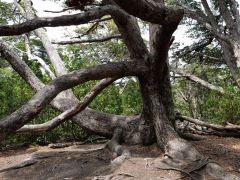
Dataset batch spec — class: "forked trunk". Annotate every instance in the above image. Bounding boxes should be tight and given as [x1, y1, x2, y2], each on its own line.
[135, 23, 239, 179]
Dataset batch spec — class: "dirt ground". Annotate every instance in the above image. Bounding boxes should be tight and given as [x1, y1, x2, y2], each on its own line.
[0, 136, 240, 180]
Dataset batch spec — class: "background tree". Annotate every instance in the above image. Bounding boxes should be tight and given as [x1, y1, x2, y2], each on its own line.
[177, 0, 240, 86]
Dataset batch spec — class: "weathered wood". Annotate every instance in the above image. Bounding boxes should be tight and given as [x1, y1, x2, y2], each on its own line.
[0, 60, 146, 141]
[17, 78, 117, 133]
[53, 35, 122, 45]
[179, 115, 240, 131]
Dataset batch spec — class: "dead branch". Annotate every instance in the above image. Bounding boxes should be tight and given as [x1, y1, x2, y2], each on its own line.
[0, 159, 38, 173]
[17, 78, 117, 133]
[177, 115, 240, 137]
[79, 21, 100, 38]
[53, 35, 122, 45]
[0, 5, 115, 36]
[24, 35, 56, 80]
[179, 115, 240, 131]
[175, 38, 213, 58]
[0, 41, 45, 91]
[44, 7, 79, 13]
[171, 67, 224, 94]
[90, 17, 112, 23]
[23, 0, 68, 76]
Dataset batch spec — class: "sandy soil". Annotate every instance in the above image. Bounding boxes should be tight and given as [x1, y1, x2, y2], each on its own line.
[0, 136, 240, 180]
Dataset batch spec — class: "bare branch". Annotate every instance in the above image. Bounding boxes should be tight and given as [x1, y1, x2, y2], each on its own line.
[23, 0, 67, 76]
[53, 34, 122, 45]
[44, 7, 79, 13]
[78, 21, 99, 38]
[171, 67, 224, 94]
[17, 78, 117, 133]
[201, 0, 219, 29]
[178, 115, 240, 131]
[217, 0, 235, 31]
[24, 35, 56, 79]
[193, 51, 223, 63]
[106, 0, 149, 59]
[13, 0, 26, 18]
[176, 38, 213, 58]
[0, 5, 114, 36]
[0, 41, 44, 91]
[0, 60, 146, 141]
[0, 41, 131, 138]
[90, 17, 112, 23]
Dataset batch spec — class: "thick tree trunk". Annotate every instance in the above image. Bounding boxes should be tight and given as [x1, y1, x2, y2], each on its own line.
[138, 20, 178, 149]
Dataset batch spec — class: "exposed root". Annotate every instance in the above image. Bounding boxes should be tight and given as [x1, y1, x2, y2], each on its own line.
[93, 173, 134, 180]
[152, 138, 240, 180]
[205, 162, 240, 180]
[0, 158, 38, 173]
[105, 128, 130, 167]
[178, 131, 207, 141]
[141, 137, 238, 179]
[48, 137, 107, 148]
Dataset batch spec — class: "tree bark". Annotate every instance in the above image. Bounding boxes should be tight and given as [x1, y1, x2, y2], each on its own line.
[0, 60, 146, 141]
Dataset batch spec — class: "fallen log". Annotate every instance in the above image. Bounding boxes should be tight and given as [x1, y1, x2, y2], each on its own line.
[177, 115, 240, 137]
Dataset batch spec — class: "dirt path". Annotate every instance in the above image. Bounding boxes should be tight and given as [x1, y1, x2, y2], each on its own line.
[0, 136, 240, 180]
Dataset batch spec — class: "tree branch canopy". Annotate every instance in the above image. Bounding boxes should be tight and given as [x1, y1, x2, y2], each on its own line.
[0, 1, 184, 37]
[0, 60, 147, 141]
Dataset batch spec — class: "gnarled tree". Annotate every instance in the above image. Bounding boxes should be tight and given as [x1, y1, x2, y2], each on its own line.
[0, 0, 238, 179]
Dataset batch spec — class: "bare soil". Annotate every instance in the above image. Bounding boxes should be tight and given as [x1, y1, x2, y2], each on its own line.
[0, 136, 240, 180]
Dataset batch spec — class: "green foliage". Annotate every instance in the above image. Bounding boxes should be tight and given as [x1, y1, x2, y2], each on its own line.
[204, 86, 240, 124]
[0, 69, 87, 146]
[0, 2, 13, 24]
[173, 64, 240, 124]
[0, 37, 142, 146]
[121, 79, 142, 115]
[0, 69, 34, 119]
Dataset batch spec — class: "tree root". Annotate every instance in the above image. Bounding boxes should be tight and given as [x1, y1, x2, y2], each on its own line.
[105, 128, 130, 166]
[48, 137, 107, 148]
[152, 138, 240, 180]
[178, 131, 207, 141]
[0, 159, 38, 173]
[93, 172, 134, 180]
